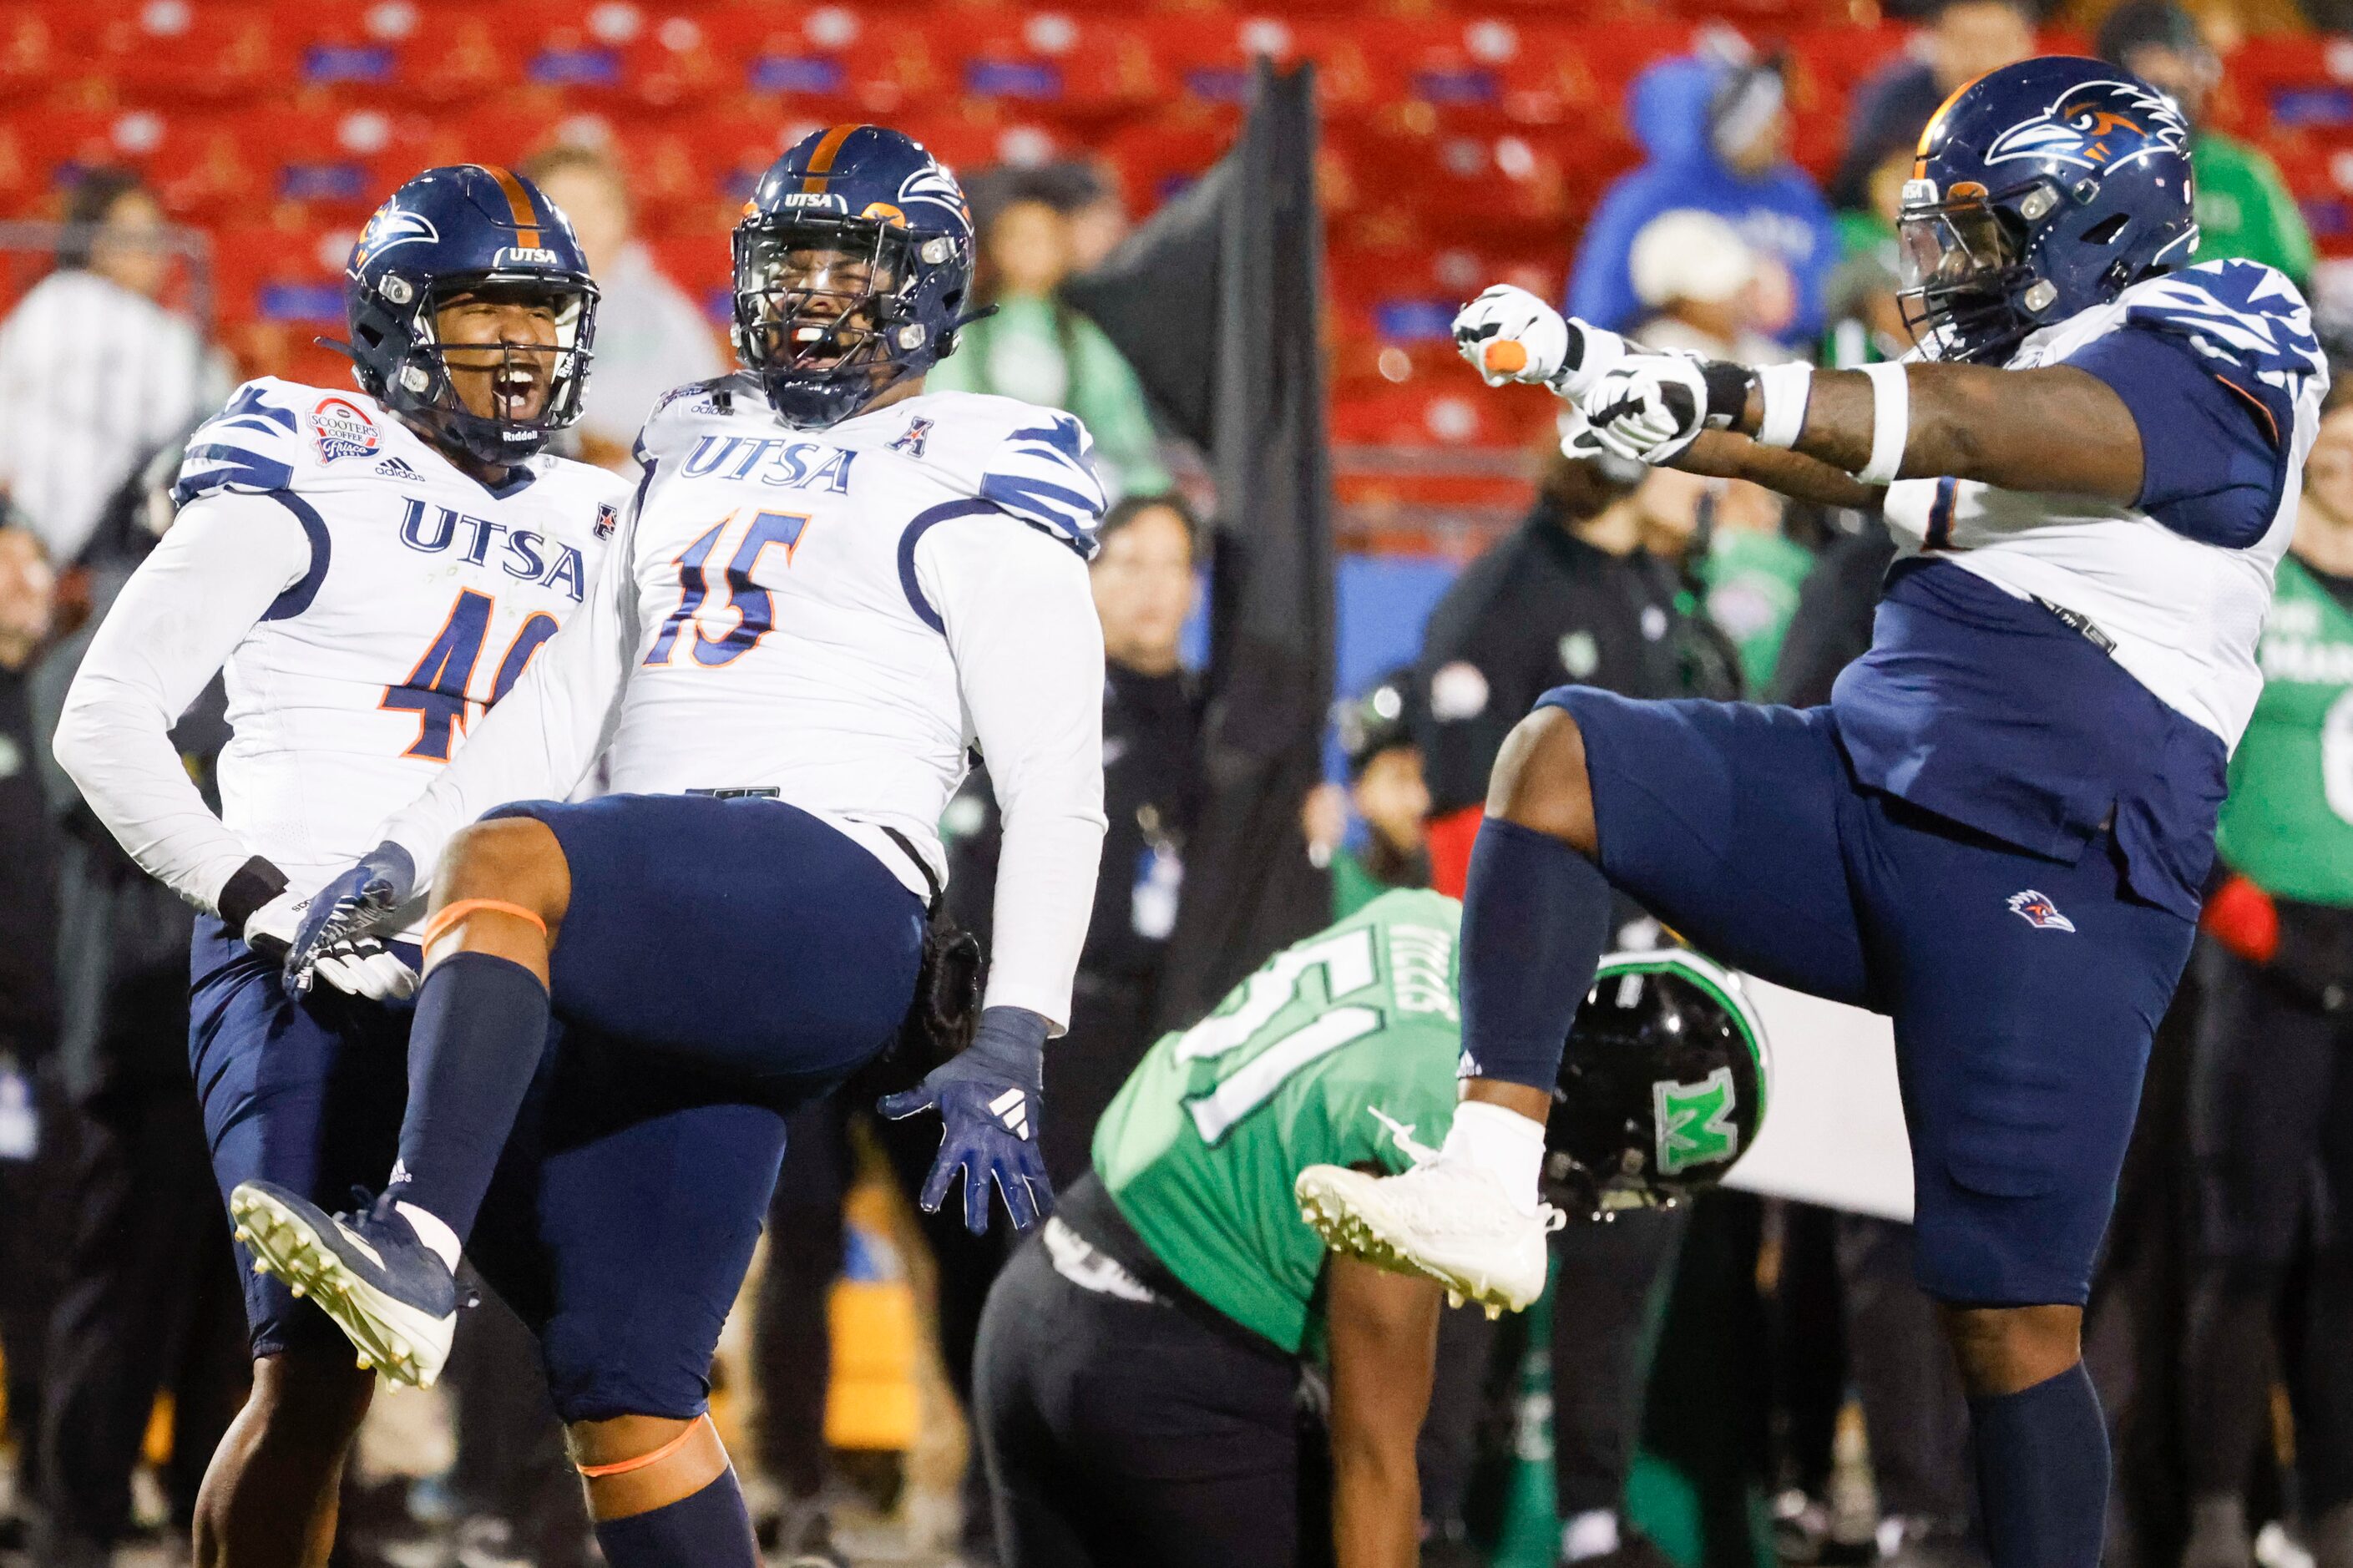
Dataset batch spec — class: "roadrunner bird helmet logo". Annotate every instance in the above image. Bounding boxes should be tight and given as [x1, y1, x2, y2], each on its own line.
[352, 205, 439, 266]
[1983, 78, 2189, 175]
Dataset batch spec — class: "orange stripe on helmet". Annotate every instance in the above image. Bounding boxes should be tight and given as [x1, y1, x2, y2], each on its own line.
[473, 164, 542, 250]
[1913, 72, 1988, 180]
[798, 124, 864, 195]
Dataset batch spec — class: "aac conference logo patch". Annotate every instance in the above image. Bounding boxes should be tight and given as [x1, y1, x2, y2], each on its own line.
[312, 397, 382, 464]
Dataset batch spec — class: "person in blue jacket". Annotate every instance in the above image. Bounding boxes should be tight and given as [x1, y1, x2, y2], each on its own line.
[1568, 53, 1839, 347]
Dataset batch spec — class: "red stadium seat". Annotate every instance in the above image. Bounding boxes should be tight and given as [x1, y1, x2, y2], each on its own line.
[1131, 15, 1313, 111]
[286, 1, 415, 94]
[387, 8, 524, 105]
[1327, 381, 1551, 450]
[645, 233, 732, 324]
[1656, 0, 1854, 22]
[698, 5, 949, 119]
[473, 1, 736, 112]
[1100, 109, 1242, 210]
[0, 108, 119, 217]
[1326, 119, 1573, 252]
[0, 3, 78, 104]
[210, 222, 351, 336]
[900, 105, 1086, 178]
[938, 14, 1166, 122]
[630, 104, 809, 220]
[91, 3, 288, 106]
[610, 115, 740, 239]
[1785, 24, 1913, 103]
[136, 114, 277, 226]
[1353, 18, 1683, 126]
[2225, 34, 2353, 136]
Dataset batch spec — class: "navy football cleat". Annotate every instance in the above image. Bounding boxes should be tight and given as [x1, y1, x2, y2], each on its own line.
[229, 1181, 460, 1387]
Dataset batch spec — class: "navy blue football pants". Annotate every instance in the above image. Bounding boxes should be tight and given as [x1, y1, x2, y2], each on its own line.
[1544, 690, 2196, 1306]
[193, 793, 924, 1419]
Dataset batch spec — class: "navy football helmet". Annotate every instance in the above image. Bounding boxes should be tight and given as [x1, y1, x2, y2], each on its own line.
[1544, 949, 1772, 1216]
[1899, 56, 2196, 363]
[732, 124, 978, 428]
[341, 165, 598, 467]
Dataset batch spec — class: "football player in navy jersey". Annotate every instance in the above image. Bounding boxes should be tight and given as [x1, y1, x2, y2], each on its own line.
[1298, 58, 2328, 1568]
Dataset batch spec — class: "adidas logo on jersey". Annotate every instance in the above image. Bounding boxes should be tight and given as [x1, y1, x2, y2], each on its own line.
[989, 1087, 1031, 1140]
[376, 457, 422, 479]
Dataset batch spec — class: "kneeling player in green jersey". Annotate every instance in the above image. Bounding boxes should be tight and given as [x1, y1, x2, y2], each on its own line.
[971, 888, 1769, 1568]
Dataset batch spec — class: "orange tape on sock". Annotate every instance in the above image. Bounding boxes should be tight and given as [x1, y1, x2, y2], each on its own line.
[421, 898, 549, 949]
[575, 1418, 703, 1479]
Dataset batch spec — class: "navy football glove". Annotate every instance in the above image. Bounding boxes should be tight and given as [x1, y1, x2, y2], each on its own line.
[878, 1005, 1052, 1235]
[286, 841, 416, 995]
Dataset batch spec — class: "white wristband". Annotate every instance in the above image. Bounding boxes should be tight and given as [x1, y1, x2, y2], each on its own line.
[1855, 361, 1910, 486]
[1752, 362, 1814, 449]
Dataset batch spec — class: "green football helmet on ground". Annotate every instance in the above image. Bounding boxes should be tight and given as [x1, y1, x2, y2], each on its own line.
[1545, 948, 1772, 1216]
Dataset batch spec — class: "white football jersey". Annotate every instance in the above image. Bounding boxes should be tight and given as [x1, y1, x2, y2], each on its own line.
[599, 377, 1103, 880]
[1882, 260, 2330, 748]
[376, 373, 1111, 1024]
[57, 377, 626, 917]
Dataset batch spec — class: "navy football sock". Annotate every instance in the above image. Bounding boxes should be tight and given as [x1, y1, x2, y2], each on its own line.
[1971, 1362, 2109, 1568]
[393, 951, 549, 1247]
[1459, 817, 1613, 1089]
[592, 1468, 761, 1568]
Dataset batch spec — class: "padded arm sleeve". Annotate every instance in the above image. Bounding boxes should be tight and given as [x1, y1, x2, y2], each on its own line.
[52, 490, 310, 908]
[916, 510, 1107, 1032]
[2064, 326, 2290, 549]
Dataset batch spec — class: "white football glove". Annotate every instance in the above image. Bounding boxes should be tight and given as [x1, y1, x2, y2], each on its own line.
[1578, 352, 1746, 467]
[243, 888, 417, 1003]
[1557, 403, 1611, 463]
[1451, 286, 1628, 397]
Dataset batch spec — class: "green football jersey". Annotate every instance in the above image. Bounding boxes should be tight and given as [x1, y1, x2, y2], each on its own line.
[2217, 557, 2353, 907]
[1698, 529, 1815, 696]
[1092, 889, 1465, 1353]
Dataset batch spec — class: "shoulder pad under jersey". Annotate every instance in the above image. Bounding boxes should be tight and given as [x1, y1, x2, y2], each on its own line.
[2113, 260, 2328, 391]
[902, 392, 1108, 558]
[631, 371, 767, 473]
[172, 377, 336, 506]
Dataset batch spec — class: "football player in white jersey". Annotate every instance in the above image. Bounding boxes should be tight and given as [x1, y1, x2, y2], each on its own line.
[251, 126, 1107, 1568]
[51, 165, 621, 1568]
[1296, 59, 2328, 1568]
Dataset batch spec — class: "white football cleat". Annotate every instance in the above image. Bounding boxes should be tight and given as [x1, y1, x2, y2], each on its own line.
[1296, 1154, 1564, 1315]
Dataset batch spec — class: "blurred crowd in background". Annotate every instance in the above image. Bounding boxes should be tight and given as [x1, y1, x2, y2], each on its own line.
[1, 0, 2352, 1565]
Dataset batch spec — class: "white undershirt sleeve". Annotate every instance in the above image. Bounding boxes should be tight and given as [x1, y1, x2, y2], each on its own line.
[377, 508, 641, 885]
[916, 513, 1107, 1033]
[52, 490, 311, 910]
